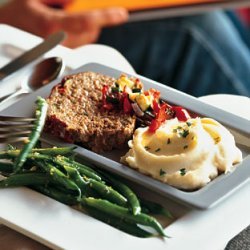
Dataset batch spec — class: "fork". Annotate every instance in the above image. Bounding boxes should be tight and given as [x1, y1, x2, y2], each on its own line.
[0, 115, 36, 144]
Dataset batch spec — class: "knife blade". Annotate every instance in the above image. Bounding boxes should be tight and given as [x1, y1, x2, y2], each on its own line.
[0, 31, 66, 81]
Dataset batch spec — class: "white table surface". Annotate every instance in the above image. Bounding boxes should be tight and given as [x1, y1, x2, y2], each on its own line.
[0, 24, 249, 250]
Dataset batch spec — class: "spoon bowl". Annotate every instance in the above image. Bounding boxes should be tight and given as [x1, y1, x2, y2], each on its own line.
[28, 57, 64, 91]
[0, 57, 64, 104]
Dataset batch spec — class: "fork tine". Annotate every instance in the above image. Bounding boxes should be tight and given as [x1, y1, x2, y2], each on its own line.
[0, 115, 36, 122]
[0, 137, 29, 144]
[0, 115, 35, 144]
[0, 130, 32, 137]
[0, 124, 34, 131]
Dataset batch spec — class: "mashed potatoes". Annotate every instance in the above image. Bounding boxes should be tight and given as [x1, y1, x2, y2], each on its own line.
[121, 118, 242, 190]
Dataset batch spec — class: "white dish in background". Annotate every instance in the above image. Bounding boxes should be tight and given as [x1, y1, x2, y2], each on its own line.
[199, 94, 250, 120]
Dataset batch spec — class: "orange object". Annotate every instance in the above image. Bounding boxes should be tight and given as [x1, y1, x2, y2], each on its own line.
[66, 0, 220, 12]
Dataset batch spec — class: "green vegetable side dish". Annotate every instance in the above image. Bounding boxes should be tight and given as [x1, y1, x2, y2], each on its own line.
[14, 96, 48, 173]
[0, 97, 172, 238]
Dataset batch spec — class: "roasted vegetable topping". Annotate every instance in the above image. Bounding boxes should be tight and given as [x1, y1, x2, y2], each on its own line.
[102, 75, 192, 133]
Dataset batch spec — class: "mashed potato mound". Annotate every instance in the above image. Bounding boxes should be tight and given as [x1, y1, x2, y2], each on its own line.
[121, 118, 242, 190]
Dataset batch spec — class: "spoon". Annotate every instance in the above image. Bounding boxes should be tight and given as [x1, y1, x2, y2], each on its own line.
[0, 57, 64, 104]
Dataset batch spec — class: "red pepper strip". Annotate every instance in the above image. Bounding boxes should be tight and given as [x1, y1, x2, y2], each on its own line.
[172, 106, 191, 121]
[123, 93, 132, 114]
[102, 85, 113, 110]
[149, 104, 168, 133]
[152, 99, 160, 114]
[148, 119, 162, 133]
[158, 104, 168, 122]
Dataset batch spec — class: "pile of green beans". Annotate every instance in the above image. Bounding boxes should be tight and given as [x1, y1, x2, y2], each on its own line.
[0, 97, 172, 238]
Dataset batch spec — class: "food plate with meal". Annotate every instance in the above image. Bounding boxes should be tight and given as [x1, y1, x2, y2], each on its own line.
[1, 62, 249, 210]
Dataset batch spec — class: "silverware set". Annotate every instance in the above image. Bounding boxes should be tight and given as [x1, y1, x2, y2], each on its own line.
[0, 31, 66, 143]
[0, 31, 66, 104]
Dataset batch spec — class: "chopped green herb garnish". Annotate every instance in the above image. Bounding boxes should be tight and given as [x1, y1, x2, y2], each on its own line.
[180, 168, 186, 176]
[155, 148, 161, 152]
[173, 129, 177, 133]
[132, 88, 142, 93]
[167, 138, 171, 144]
[186, 122, 192, 127]
[111, 87, 120, 93]
[160, 169, 166, 176]
[180, 129, 189, 138]
[106, 96, 119, 104]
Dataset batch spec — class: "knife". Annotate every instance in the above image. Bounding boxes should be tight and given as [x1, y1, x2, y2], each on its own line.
[0, 31, 66, 81]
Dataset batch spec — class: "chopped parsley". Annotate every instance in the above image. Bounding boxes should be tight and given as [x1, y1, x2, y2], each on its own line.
[111, 87, 120, 93]
[180, 129, 189, 138]
[106, 96, 119, 104]
[155, 148, 161, 152]
[180, 168, 186, 176]
[173, 126, 189, 138]
[132, 88, 142, 93]
[160, 169, 166, 176]
[186, 122, 192, 127]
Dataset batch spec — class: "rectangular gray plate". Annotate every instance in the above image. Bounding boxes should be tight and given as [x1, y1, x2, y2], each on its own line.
[1, 62, 249, 209]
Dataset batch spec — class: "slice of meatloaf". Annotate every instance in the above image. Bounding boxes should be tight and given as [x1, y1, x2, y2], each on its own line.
[45, 71, 136, 152]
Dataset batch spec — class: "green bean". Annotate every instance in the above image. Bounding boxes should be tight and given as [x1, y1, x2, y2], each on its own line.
[99, 171, 141, 215]
[33, 146, 76, 156]
[0, 147, 76, 159]
[14, 97, 48, 173]
[15, 153, 101, 182]
[87, 179, 127, 207]
[34, 185, 78, 205]
[44, 158, 127, 206]
[140, 199, 173, 219]
[81, 197, 167, 237]
[60, 157, 102, 178]
[0, 161, 14, 173]
[0, 172, 48, 188]
[55, 156, 102, 182]
[63, 165, 88, 194]
[85, 207, 153, 238]
[35, 161, 81, 198]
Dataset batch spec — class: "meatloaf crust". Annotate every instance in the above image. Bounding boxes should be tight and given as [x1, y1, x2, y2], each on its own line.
[45, 71, 136, 152]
